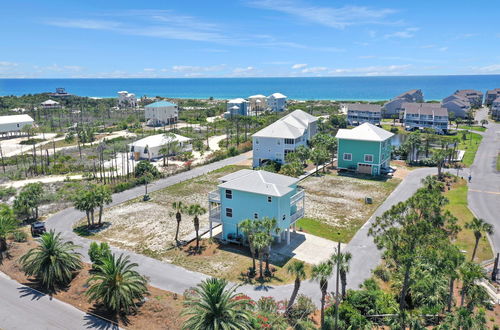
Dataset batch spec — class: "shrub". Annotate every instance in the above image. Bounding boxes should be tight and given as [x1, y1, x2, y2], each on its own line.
[390, 127, 399, 133]
[373, 265, 390, 282]
[88, 241, 111, 268]
[12, 230, 27, 242]
[0, 187, 16, 201]
[287, 294, 315, 321]
[134, 160, 160, 178]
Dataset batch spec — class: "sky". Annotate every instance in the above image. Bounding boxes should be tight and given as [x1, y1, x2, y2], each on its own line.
[1, 0, 499, 78]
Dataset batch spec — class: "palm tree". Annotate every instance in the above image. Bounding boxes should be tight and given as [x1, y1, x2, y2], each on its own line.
[20, 231, 82, 291]
[181, 278, 254, 330]
[311, 261, 333, 328]
[172, 201, 186, 243]
[94, 185, 112, 226]
[0, 211, 18, 254]
[238, 219, 258, 275]
[286, 260, 306, 312]
[260, 217, 279, 275]
[86, 253, 148, 314]
[73, 188, 97, 227]
[187, 204, 206, 250]
[459, 261, 486, 307]
[330, 249, 352, 299]
[465, 218, 494, 261]
[253, 232, 273, 280]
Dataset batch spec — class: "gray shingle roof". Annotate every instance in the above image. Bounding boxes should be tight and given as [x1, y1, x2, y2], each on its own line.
[403, 103, 448, 116]
[344, 103, 382, 113]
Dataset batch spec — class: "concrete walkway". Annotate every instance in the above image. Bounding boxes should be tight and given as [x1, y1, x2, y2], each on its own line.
[45, 150, 438, 304]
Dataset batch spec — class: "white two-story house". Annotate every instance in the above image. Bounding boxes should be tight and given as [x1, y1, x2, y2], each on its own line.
[252, 110, 318, 168]
[402, 103, 449, 133]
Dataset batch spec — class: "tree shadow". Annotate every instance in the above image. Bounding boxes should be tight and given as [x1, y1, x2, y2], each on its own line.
[17, 284, 46, 301]
[86, 304, 126, 329]
[185, 244, 207, 256]
[73, 222, 112, 237]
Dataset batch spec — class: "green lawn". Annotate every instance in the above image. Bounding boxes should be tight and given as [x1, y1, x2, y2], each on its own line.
[381, 124, 405, 134]
[444, 180, 493, 262]
[497, 153, 500, 171]
[457, 132, 483, 167]
[457, 125, 487, 132]
[297, 217, 358, 243]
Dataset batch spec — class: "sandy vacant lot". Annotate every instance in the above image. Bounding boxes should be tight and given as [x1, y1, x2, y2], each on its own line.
[85, 166, 400, 258]
[86, 165, 247, 255]
[301, 173, 399, 227]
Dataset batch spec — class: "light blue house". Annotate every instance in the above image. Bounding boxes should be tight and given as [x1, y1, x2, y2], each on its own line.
[224, 98, 248, 118]
[208, 169, 305, 245]
[252, 110, 318, 167]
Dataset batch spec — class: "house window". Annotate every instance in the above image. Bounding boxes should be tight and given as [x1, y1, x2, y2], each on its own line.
[282, 214, 286, 221]
[364, 154, 374, 162]
[284, 138, 294, 144]
[226, 208, 233, 217]
[225, 189, 232, 199]
[144, 146, 149, 154]
[267, 196, 272, 203]
[255, 139, 259, 144]
[130, 146, 135, 152]
[254, 213, 258, 219]
[343, 153, 352, 161]
[16, 124, 20, 127]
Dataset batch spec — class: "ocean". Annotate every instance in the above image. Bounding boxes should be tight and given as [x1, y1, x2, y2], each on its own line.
[1, 75, 499, 100]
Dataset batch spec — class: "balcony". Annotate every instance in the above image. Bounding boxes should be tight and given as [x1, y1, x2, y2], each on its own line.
[209, 206, 221, 224]
[208, 190, 220, 203]
[290, 208, 305, 223]
[290, 189, 305, 205]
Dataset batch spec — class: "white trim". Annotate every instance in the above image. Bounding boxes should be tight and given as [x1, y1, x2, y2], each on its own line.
[343, 153, 352, 161]
[364, 154, 374, 162]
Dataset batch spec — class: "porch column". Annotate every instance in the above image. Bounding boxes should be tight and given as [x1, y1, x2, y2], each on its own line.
[286, 227, 290, 245]
[209, 218, 213, 238]
[293, 223, 296, 233]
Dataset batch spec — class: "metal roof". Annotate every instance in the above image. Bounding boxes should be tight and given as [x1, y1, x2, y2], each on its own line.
[145, 101, 177, 108]
[218, 169, 299, 197]
[336, 122, 394, 142]
[253, 109, 317, 139]
[128, 133, 190, 148]
[0, 114, 34, 125]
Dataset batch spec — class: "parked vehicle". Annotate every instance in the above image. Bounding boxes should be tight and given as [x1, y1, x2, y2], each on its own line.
[30, 221, 46, 237]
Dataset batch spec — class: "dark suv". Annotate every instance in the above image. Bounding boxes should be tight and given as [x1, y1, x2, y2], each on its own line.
[30, 221, 46, 237]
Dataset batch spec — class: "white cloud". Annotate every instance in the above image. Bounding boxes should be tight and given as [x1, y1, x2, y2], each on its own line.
[301, 66, 327, 73]
[0, 61, 18, 67]
[291, 63, 307, 69]
[172, 65, 226, 73]
[233, 66, 255, 73]
[476, 64, 500, 73]
[330, 64, 412, 76]
[143, 68, 156, 72]
[384, 27, 419, 39]
[249, 1, 398, 29]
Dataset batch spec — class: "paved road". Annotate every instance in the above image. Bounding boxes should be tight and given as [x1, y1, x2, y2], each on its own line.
[0, 272, 117, 330]
[44, 153, 438, 304]
[468, 108, 500, 253]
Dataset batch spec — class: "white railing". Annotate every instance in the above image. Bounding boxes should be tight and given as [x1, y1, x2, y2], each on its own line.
[208, 190, 220, 203]
[209, 208, 221, 223]
[290, 189, 305, 205]
[290, 208, 305, 223]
